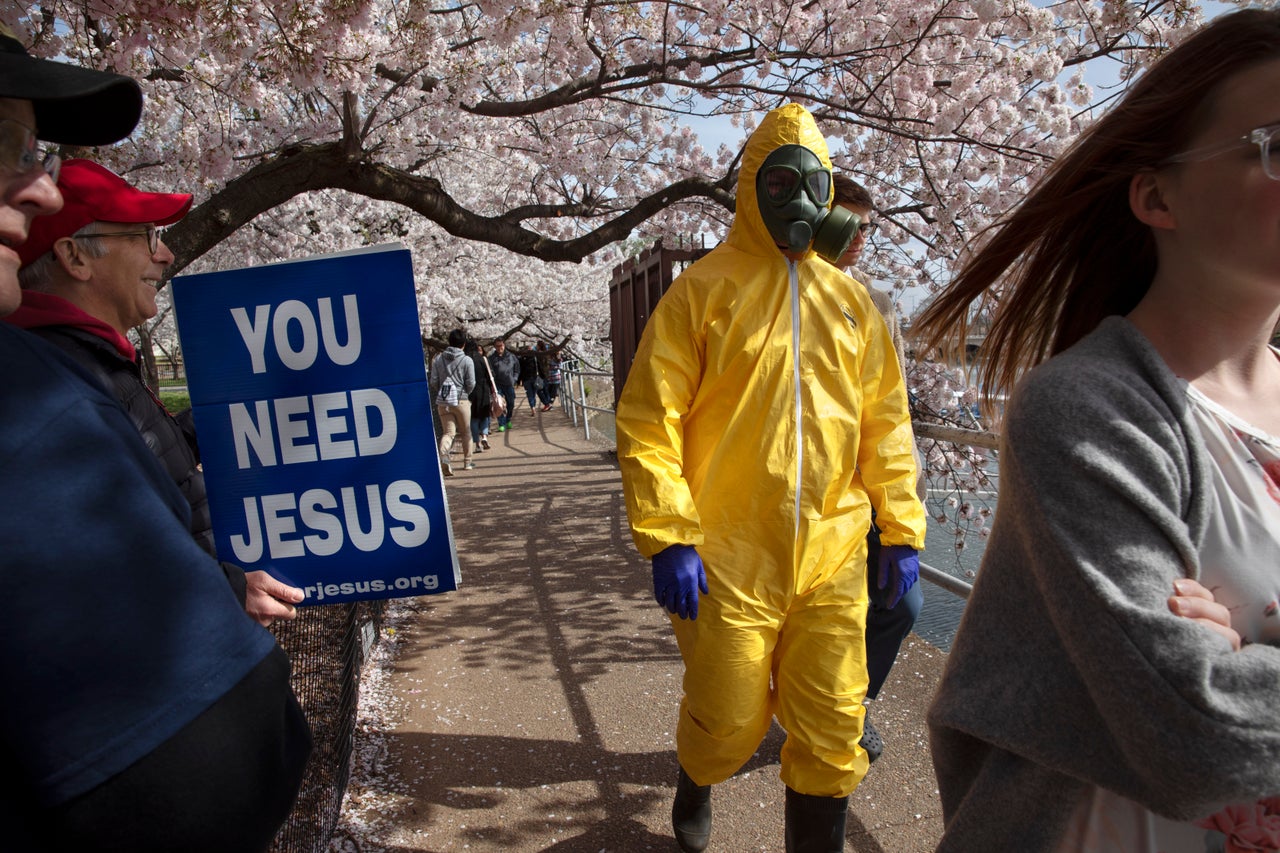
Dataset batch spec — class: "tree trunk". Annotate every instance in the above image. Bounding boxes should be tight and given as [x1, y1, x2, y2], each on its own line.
[134, 325, 161, 391]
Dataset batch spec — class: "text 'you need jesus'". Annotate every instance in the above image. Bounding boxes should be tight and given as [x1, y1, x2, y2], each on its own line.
[220, 295, 432, 563]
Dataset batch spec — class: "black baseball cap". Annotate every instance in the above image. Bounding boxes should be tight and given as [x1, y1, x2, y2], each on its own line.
[0, 25, 142, 146]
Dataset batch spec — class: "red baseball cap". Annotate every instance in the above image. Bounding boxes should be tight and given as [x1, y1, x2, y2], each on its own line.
[19, 159, 193, 265]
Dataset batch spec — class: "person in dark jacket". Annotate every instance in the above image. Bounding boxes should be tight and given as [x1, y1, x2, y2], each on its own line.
[831, 173, 929, 764]
[465, 337, 493, 453]
[488, 336, 520, 431]
[0, 31, 309, 852]
[12, 158, 304, 627]
[516, 343, 543, 414]
[534, 339, 562, 411]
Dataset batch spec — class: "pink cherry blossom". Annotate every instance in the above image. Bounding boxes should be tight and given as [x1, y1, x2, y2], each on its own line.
[1195, 798, 1280, 853]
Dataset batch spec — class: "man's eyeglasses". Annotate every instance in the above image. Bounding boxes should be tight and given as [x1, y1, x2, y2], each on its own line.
[75, 223, 161, 255]
[0, 117, 62, 183]
[1163, 122, 1280, 181]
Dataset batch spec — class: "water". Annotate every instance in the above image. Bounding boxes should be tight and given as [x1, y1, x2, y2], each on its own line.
[912, 455, 999, 651]
[915, 580, 968, 652]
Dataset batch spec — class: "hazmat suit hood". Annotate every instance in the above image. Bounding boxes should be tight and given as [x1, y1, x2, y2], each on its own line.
[729, 103, 836, 261]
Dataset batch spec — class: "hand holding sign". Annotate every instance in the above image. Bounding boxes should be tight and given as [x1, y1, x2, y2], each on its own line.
[172, 246, 460, 605]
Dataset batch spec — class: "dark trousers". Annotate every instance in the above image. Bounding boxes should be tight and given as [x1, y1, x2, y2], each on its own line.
[865, 576, 923, 699]
[524, 378, 552, 408]
[864, 522, 924, 700]
[496, 384, 516, 427]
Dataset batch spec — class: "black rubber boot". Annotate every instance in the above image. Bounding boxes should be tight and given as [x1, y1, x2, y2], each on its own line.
[672, 765, 712, 852]
[784, 787, 850, 853]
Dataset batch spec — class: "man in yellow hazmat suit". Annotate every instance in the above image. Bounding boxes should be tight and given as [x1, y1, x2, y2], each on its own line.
[616, 103, 927, 853]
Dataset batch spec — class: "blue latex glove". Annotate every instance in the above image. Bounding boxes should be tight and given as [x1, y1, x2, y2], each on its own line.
[652, 544, 708, 620]
[876, 545, 920, 610]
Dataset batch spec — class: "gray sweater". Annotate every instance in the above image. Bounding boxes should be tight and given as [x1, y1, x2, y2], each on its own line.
[428, 347, 475, 402]
[928, 316, 1280, 851]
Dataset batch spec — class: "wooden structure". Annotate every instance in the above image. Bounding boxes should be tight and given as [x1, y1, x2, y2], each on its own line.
[608, 237, 711, 404]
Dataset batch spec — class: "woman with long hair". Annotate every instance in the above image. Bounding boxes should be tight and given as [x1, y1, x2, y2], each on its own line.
[913, 8, 1280, 851]
[466, 338, 493, 455]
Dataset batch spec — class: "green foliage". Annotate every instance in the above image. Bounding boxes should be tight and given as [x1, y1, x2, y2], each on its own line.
[160, 391, 191, 414]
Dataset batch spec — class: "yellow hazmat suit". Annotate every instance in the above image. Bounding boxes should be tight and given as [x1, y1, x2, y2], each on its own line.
[616, 103, 927, 798]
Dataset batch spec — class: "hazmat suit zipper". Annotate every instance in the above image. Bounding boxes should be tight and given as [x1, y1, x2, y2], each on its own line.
[789, 259, 803, 536]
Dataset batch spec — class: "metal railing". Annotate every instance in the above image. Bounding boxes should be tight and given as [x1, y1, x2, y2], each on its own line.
[269, 600, 384, 853]
[912, 422, 998, 600]
[558, 358, 617, 443]
[919, 562, 974, 599]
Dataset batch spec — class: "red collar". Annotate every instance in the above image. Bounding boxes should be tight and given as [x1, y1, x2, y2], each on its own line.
[4, 291, 136, 362]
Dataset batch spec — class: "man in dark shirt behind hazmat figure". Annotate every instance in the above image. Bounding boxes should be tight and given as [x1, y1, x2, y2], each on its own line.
[0, 25, 310, 852]
[616, 103, 926, 852]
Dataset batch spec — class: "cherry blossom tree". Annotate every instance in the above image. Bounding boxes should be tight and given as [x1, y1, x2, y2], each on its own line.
[10, 0, 1218, 350]
[15, 0, 1233, 558]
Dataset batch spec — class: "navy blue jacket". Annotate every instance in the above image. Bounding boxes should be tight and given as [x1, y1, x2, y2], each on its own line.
[0, 324, 309, 850]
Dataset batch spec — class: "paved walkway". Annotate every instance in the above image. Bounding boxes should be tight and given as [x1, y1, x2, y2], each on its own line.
[332, 405, 948, 852]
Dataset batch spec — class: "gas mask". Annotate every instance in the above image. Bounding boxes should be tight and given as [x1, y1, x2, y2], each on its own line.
[755, 144, 860, 263]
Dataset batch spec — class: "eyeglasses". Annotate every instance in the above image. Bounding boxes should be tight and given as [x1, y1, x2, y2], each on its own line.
[0, 117, 62, 183]
[1163, 122, 1280, 181]
[855, 221, 876, 236]
[75, 223, 161, 255]
[761, 164, 832, 207]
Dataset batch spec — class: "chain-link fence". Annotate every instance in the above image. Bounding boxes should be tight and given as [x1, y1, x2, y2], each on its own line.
[267, 599, 385, 853]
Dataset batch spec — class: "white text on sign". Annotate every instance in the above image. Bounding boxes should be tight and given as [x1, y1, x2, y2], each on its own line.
[232, 295, 362, 374]
[229, 389, 397, 468]
[228, 480, 431, 562]
[219, 292, 433, 564]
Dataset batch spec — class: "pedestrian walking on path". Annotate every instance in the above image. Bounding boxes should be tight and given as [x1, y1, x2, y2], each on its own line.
[430, 328, 476, 476]
[488, 337, 520, 432]
[466, 338, 494, 455]
[916, 9, 1280, 850]
[617, 103, 926, 853]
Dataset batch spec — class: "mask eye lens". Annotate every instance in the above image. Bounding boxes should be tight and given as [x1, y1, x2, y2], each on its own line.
[805, 171, 830, 205]
[763, 167, 799, 202]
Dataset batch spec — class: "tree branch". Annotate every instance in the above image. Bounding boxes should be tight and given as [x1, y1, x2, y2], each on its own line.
[161, 142, 734, 279]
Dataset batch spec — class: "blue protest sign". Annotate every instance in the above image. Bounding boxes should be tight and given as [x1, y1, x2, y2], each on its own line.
[171, 244, 459, 604]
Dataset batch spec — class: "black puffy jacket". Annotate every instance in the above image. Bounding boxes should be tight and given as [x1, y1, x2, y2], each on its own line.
[30, 327, 216, 556]
[517, 352, 540, 383]
[467, 352, 492, 411]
